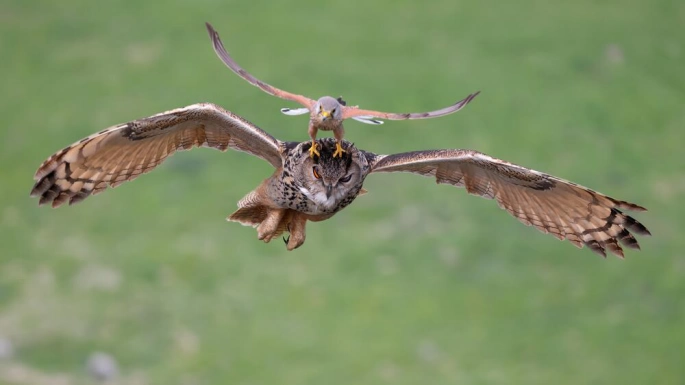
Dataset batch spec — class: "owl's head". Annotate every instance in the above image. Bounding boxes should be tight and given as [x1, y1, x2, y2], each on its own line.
[290, 138, 369, 211]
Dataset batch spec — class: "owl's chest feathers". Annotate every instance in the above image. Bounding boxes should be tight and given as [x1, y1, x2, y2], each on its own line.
[297, 187, 340, 212]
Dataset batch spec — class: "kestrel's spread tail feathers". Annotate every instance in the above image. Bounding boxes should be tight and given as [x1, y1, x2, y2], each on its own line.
[204, 22, 480, 158]
[366, 149, 651, 258]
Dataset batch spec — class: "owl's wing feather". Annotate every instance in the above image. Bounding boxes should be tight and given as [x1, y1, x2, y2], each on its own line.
[342, 92, 479, 121]
[31, 103, 283, 208]
[368, 149, 650, 257]
[205, 23, 315, 110]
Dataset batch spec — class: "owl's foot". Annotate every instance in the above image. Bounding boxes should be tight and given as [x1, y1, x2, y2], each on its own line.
[309, 141, 320, 158]
[256, 209, 286, 243]
[285, 214, 307, 251]
[332, 142, 346, 158]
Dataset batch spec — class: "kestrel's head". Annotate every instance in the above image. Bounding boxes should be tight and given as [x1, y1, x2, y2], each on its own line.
[314, 96, 343, 122]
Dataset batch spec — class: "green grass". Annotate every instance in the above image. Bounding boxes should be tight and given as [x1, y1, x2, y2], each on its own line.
[1, 0, 684, 383]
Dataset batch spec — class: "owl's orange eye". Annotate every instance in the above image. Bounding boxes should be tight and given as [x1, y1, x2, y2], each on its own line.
[312, 167, 321, 179]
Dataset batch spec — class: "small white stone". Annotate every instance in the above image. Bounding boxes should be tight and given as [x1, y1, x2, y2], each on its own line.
[86, 351, 119, 381]
[604, 44, 625, 65]
[417, 340, 440, 363]
[0, 337, 14, 359]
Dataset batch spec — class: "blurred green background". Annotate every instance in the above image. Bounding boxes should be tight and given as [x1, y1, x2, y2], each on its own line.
[1, 0, 684, 383]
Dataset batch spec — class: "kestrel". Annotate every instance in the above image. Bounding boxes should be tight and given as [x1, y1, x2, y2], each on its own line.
[205, 22, 480, 158]
[31, 103, 650, 255]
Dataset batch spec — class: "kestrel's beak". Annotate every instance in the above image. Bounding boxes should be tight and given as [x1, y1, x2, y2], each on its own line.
[320, 110, 331, 120]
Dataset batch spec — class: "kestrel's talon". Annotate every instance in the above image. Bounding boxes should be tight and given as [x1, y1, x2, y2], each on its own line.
[333, 142, 346, 158]
[283, 235, 290, 244]
[309, 141, 320, 158]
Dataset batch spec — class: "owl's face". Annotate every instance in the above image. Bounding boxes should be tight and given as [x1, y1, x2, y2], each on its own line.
[287, 139, 369, 213]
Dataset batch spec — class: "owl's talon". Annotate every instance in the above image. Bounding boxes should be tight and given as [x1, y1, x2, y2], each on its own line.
[309, 141, 320, 158]
[333, 142, 346, 158]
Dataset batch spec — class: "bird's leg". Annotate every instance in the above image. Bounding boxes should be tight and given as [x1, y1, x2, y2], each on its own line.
[308, 123, 320, 158]
[332, 125, 346, 158]
[257, 209, 286, 243]
[286, 213, 308, 251]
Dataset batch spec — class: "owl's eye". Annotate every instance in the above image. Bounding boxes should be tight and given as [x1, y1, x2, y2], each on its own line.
[339, 174, 352, 183]
[312, 167, 322, 179]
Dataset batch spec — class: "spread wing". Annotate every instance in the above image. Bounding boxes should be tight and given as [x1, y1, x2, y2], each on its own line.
[368, 149, 650, 258]
[31, 103, 283, 208]
[205, 22, 315, 109]
[342, 91, 480, 121]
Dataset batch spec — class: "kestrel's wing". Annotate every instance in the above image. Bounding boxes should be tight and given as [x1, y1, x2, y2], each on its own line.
[342, 91, 480, 121]
[280, 107, 310, 116]
[367, 149, 650, 257]
[205, 22, 316, 110]
[351, 116, 384, 125]
[31, 103, 283, 208]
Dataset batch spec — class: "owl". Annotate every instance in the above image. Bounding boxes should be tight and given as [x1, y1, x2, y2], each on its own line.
[31, 103, 650, 256]
[205, 22, 480, 158]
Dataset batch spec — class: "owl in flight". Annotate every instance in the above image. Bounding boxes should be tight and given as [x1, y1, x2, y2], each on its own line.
[31, 103, 650, 256]
[205, 23, 480, 158]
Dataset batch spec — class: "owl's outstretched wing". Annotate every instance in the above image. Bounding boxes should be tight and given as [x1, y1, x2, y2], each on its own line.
[205, 23, 316, 110]
[31, 103, 283, 208]
[342, 91, 480, 121]
[367, 149, 650, 257]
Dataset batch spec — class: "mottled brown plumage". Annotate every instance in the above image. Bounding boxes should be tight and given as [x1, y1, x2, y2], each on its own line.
[205, 22, 480, 158]
[31, 103, 650, 255]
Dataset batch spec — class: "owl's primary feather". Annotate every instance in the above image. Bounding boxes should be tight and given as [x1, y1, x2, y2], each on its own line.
[31, 103, 282, 208]
[31, 104, 650, 256]
[366, 150, 650, 257]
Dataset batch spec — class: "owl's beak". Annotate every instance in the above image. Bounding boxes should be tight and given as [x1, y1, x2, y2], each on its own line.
[325, 184, 333, 198]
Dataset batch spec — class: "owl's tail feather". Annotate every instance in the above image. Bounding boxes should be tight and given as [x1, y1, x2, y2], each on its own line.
[229, 190, 271, 228]
[227, 206, 294, 239]
[227, 206, 267, 228]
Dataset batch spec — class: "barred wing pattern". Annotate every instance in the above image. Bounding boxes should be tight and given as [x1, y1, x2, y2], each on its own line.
[31, 103, 283, 208]
[368, 149, 650, 257]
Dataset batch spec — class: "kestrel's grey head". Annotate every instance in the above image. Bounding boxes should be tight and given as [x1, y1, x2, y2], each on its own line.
[314, 96, 343, 123]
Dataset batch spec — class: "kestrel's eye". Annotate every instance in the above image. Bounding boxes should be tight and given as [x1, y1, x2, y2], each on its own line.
[312, 167, 321, 179]
[318, 105, 323, 112]
[339, 174, 352, 183]
[331, 108, 336, 115]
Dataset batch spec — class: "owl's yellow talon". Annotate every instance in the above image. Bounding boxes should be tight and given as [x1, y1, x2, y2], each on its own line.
[333, 142, 346, 158]
[309, 141, 320, 158]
